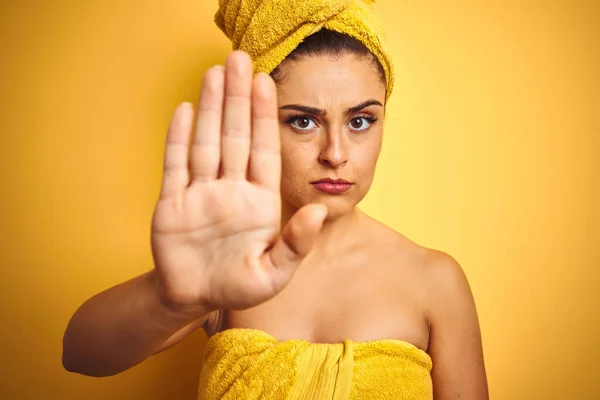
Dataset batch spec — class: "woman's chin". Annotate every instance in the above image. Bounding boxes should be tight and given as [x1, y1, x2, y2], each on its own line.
[282, 191, 361, 221]
[309, 197, 358, 220]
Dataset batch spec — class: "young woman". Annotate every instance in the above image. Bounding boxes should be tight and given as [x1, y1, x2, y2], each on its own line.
[63, 2, 488, 398]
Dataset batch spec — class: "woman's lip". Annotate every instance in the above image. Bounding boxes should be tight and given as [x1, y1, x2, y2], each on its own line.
[311, 182, 353, 194]
[311, 179, 351, 184]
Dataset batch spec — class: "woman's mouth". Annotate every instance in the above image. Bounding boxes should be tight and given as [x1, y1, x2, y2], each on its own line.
[310, 178, 353, 194]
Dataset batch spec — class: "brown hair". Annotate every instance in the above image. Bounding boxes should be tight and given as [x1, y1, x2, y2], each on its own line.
[270, 28, 387, 88]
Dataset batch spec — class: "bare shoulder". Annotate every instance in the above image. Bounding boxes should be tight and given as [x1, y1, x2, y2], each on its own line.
[357, 214, 488, 397]
[359, 213, 465, 280]
[358, 212, 429, 259]
[419, 250, 489, 399]
[421, 249, 471, 297]
[365, 219, 474, 313]
[418, 248, 476, 339]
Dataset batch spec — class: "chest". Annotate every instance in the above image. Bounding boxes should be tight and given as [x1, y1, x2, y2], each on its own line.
[219, 252, 431, 351]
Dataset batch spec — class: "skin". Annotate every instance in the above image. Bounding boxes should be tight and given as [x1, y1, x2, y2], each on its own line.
[62, 50, 488, 398]
[216, 53, 490, 398]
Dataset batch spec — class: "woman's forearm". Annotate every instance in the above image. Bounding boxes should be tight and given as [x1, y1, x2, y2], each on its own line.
[62, 270, 211, 377]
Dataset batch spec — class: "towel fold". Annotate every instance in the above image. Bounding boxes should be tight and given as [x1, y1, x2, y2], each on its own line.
[214, 0, 395, 101]
[197, 328, 433, 400]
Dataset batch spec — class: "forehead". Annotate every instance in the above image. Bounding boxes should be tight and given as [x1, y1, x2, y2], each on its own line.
[275, 54, 385, 108]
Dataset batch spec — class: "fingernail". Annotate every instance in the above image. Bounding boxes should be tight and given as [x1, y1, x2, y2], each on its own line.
[177, 102, 192, 115]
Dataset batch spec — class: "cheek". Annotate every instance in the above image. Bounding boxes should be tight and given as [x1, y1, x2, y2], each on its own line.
[280, 142, 314, 201]
[352, 138, 382, 189]
[357, 134, 382, 167]
[281, 142, 308, 176]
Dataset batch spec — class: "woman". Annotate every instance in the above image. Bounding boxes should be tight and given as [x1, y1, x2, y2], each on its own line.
[63, 1, 488, 398]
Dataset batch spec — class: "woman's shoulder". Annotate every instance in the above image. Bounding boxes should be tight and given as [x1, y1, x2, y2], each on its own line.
[360, 213, 467, 288]
[358, 212, 429, 257]
[404, 245, 474, 334]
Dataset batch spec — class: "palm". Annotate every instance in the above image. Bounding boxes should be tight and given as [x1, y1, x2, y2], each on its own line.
[154, 180, 280, 239]
[150, 52, 326, 314]
[152, 180, 281, 309]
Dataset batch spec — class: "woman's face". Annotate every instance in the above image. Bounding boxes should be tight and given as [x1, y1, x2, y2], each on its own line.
[275, 54, 386, 219]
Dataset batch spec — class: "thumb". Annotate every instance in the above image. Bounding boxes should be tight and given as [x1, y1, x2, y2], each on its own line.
[262, 204, 328, 275]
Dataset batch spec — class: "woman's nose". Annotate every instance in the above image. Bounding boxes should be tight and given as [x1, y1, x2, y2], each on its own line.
[318, 129, 348, 169]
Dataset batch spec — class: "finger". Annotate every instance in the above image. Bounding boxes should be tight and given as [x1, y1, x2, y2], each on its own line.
[261, 204, 328, 277]
[159, 102, 194, 199]
[220, 51, 252, 180]
[249, 73, 281, 191]
[190, 65, 225, 182]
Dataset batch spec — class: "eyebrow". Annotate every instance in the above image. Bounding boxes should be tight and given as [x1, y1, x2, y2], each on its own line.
[279, 99, 383, 116]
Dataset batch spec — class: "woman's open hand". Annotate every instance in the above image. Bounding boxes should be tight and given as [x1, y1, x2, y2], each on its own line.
[150, 51, 327, 316]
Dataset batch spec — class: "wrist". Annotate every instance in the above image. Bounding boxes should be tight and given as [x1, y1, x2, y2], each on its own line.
[144, 270, 213, 330]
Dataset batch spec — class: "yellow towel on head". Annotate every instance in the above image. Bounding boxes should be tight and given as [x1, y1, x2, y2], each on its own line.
[197, 328, 433, 399]
[214, 0, 395, 101]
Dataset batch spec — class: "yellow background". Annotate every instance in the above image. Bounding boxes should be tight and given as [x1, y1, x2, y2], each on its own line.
[1, 0, 598, 399]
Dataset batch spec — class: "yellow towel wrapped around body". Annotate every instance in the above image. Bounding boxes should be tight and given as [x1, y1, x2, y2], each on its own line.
[197, 328, 433, 399]
[214, 0, 395, 101]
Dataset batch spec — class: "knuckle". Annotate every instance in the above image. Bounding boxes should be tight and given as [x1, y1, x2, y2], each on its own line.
[223, 127, 249, 139]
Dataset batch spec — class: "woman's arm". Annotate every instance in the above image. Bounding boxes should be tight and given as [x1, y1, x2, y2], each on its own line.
[424, 250, 489, 399]
[62, 270, 212, 377]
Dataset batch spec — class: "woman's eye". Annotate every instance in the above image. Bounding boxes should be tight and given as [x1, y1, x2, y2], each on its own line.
[290, 117, 317, 131]
[348, 116, 375, 131]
